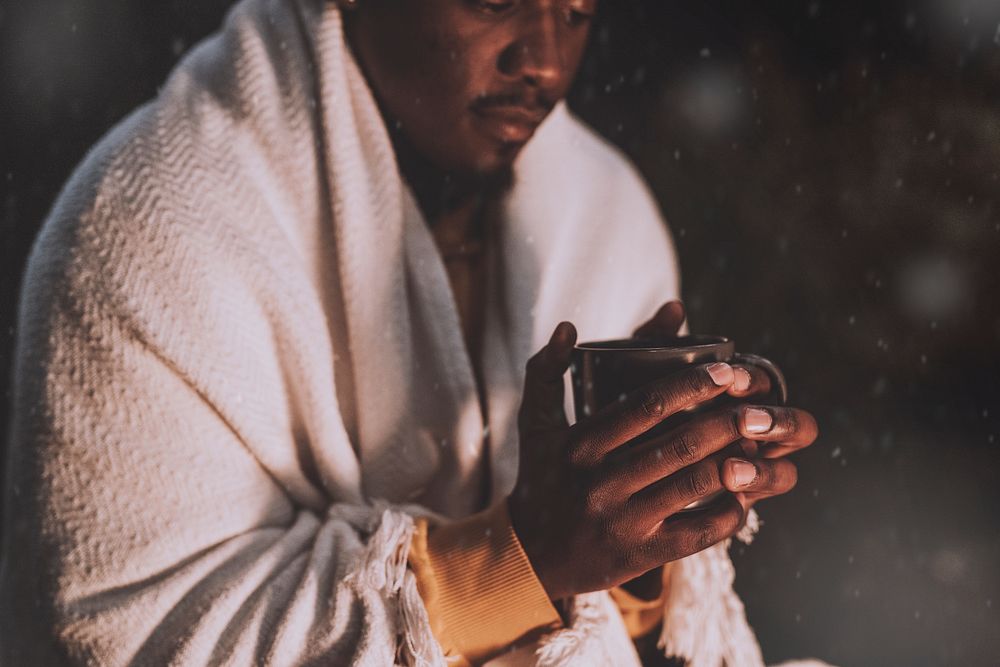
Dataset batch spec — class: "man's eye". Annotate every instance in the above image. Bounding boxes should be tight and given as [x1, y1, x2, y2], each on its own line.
[474, 0, 516, 15]
[565, 9, 594, 27]
[564, 1, 596, 27]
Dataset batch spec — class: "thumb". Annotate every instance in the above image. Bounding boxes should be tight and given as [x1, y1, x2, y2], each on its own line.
[518, 321, 577, 435]
[633, 300, 686, 339]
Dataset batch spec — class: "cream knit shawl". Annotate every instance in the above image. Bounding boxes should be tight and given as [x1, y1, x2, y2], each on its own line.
[1, 0, 769, 664]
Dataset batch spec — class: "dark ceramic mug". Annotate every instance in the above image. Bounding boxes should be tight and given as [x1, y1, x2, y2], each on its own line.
[570, 334, 788, 510]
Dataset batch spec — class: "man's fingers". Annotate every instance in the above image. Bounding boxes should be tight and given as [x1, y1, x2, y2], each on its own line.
[618, 440, 745, 530]
[607, 407, 743, 494]
[737, 405, 819, 458]
[571, 362, 735, 464]
[633, 300, 686, 339]
[624, 456, 724, 523]
[651, 493, 746, 563]
[727, 364, 772, 398]
[518, 322, 577, 434]
[720, 457, 798, 496]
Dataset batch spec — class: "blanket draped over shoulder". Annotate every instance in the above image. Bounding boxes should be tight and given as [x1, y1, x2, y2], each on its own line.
[0, 0, 768, 664]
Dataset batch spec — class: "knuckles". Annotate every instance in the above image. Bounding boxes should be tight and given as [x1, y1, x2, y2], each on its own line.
[640, 367, 710, 422]
[692, 520, 721, 553]
[717, 407, 744, 443]
[667, 431, 700, 466]
[690, 502, 743, 553]
[566, 433, 599, 469]
[638, 388, 666, 419]
[665, 409, 740, 466]
[613, 542, 649, 574]
[582, 484, 612, 518]
[661, 370, 707, 412]
[682, 367, 711, 400]
[597, 513, 633, 545]
[686, 465, 716, 498]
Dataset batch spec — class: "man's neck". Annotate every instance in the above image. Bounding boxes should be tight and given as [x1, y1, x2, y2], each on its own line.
[390, 127, 512, 236]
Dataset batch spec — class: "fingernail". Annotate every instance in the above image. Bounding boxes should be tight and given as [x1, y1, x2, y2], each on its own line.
[734, 367, 751, 392]
[729, 458, 758, 487]
[707, 362, 733, 386]
[744, 407, 773, 434]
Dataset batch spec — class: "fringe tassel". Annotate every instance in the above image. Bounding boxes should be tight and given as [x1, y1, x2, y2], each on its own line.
[736, 507, 762, 545]
[535, 592, 641, 667]
[340, 505, 836, 667]
[342, 504, 447, 667]
[658, 508, 766, 667]
[399, 572, 448, 667]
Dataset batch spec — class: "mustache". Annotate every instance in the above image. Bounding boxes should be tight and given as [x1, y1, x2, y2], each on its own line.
[471, 90, 555, 114]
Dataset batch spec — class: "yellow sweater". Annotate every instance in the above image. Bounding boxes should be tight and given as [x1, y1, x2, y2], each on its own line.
[408, 501, 671, 665]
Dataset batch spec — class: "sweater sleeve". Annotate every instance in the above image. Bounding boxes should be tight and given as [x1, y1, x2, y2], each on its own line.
[0, 215, 439, 666]
[408, 507, 673, 664]
[407, 501, 564, 665]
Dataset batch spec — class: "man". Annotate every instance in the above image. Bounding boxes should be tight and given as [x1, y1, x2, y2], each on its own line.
[0, 0, 817, 664]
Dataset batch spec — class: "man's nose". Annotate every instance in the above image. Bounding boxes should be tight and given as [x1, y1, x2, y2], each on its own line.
[497, 9, 564, 90]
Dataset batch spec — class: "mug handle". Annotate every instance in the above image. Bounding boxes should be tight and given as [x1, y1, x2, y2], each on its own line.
[732, 353, 789, 406]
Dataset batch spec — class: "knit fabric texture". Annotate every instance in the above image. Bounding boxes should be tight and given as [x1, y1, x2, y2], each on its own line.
[0, 0, 772, 664]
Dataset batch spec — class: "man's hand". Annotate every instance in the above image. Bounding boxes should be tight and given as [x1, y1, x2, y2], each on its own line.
[632, 300, 817, 509]
[507, 303, 818, 602]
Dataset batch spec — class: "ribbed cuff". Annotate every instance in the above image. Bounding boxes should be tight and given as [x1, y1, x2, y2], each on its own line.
[408, 500, 563, 664]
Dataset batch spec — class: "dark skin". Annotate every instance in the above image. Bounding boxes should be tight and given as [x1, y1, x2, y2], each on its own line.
[341, 0, 594, 187]
[341, 0, 595, 398]
[339, 0, 818, 623]
[516, 305, 816, 602]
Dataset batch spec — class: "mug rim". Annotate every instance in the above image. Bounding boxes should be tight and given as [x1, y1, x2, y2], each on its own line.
[574, 334, 732, 353]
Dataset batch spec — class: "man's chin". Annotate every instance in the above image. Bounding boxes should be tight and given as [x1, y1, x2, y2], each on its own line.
[463, 142, 527, 193]
[468, 160, 515, 197]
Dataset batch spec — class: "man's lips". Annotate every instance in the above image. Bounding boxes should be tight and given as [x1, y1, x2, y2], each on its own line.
[471, 104, 550, 144]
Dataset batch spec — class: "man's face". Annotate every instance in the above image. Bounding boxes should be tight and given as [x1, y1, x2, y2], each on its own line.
[344, 0, 597, 176]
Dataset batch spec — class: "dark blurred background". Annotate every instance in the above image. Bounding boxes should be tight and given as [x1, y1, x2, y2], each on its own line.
[2, 1, 999, 665]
